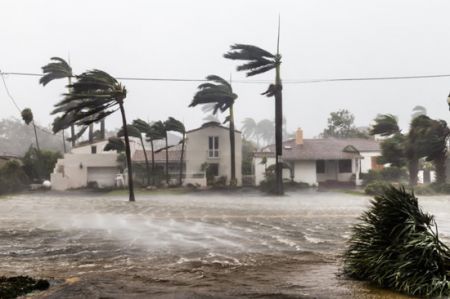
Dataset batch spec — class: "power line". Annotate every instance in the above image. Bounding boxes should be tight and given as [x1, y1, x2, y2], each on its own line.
[2, 71, 450, 84]
[0, 71, 63, 137]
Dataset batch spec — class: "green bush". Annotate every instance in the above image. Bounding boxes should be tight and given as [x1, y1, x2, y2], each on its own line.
[364, 180, 390, 195]
[361, 167, 407, 186]
[22, 147, 61, 181]
[429, 183, 450, 194]
[0, 160, 29, 194]
[344, 186, 450, 297]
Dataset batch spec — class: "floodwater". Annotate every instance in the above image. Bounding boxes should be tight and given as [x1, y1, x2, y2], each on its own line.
[1, 190, 449, 299]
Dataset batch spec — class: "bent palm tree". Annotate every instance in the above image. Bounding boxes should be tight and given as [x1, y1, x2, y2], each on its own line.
[224, 39, 283, 194]
[164, 117, 186, 186]
[146, 121, 166, 186]
[370, 114, 400, 137]
[189, 75, 238, 186]
[51, 70, 136, 202]
[132, 119, 153, 186]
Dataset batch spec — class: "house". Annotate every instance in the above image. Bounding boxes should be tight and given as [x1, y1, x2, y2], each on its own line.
[184, 121, 242, 186]
[133, 121, 242, 187]
[253, 128, 381, 186]
[51, 121, 242, 190]
[51, 138, 141, 190]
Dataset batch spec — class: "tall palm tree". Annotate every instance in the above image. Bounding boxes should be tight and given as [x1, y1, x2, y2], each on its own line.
[224, 29, 283, 194]
[164, 117, 186, 186]
[21, 108, 40, 152]
[51, 69, 136, 202]
[242, 117, 258, 146]
[257, 119, 275, 146]
[189, 75, 238, 186]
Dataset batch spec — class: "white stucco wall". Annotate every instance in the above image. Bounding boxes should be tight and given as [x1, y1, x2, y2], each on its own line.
[185, 126, 242, 186]
[292, 160, 317, 185]
[360, 151, 381, 173]
[51, 153, 120, 190]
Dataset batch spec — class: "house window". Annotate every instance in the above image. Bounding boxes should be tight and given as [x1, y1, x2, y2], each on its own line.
[339, 159, 352, 173]
[208, 136, 219, 158]
[91, 146, 97, 154]
[316, 160, 325, 174]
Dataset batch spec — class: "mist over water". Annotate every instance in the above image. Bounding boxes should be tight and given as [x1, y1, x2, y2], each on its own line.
[1, 191, 449, 298]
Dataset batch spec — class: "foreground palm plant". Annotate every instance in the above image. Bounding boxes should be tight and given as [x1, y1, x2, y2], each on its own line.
[344, 186, 450, 297]
[51, 70, 136, 202]
[190, 75, 238, 186]
[224, 38, 283, 194]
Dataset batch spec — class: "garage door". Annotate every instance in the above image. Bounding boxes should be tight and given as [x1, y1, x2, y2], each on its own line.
[87, 167, 118, 188]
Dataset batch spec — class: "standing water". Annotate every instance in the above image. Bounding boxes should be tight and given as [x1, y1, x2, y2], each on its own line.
[1, 190, 449, 298]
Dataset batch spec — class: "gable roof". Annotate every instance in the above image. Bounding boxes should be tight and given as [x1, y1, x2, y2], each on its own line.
[186, 121, 241, 134]
[255, 138, 380, 161]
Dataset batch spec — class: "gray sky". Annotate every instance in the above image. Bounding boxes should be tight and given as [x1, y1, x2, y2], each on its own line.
[1, 0, 450, 137]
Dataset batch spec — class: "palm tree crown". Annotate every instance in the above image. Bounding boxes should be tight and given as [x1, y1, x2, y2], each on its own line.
[40, 57, 73, 86]
[370, 114, 400, 137]
[224, 44, 280, 77]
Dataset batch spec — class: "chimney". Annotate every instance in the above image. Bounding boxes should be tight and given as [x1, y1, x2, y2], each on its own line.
[296, 128, 304, 145]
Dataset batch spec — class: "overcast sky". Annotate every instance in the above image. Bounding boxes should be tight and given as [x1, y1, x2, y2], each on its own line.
[1, 0, 450, 138]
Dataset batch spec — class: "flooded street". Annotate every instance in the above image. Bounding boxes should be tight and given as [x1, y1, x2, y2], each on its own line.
[1, 190, 449, 298]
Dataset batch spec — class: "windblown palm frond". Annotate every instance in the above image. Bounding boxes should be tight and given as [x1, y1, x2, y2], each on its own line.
[146, 121, 166, 141]
[40, 57, 73, 86]
[132, 119, 152, 135]
[190, 75, 237, 114]
[164, 117, 185, 134]
[224, 44, 279, 77]
[51, 70, 125, 132]
[104, 137, 125, 152]
[370, 114, 400, 136]
[241, 118, 257, 139]
[118, 124, 141, 139]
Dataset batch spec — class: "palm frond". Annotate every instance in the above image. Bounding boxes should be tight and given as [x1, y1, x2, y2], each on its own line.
[117, 124, 142, 139]
[104, 137, 125, 152]
[224, 44, 275, 60]
[370, 114, 400, 136]
[21, 108, 33, 125]
[164, 117, 185, 134]
[40, 57, 73, 86]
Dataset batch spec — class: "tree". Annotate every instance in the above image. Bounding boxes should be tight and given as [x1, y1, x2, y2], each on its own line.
[21, 108, 40, 152]
[225, 41, 284, 195]
[322, 109, 368, 138]
[164, 117, 186, 186]
[51, 70, 136, 202]
[189, 75, 238, 186]
[22, 147, 62, 181]
[41, 57, 105, 146]
[132, 119, 153, 186]
[242, 139, 256, 175]
[146, 121, 166, 186]
[370, 114, 400, 137]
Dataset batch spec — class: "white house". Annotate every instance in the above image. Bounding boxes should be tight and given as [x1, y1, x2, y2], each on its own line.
[253, 129, 381, 186]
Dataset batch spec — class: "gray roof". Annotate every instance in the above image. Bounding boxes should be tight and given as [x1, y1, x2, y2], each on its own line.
[255, 138, 380, 161]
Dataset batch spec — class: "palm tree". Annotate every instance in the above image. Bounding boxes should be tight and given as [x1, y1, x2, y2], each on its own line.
[257, 119, 275, 146]
[242, 118, 258, 146]
[147, 121, 166, 185]
[190, 75, 238, 186]
[51, 69, 136, 202]
[41, 57, 105, 146]
[224, 30, 283, 194]
[164, 117, 186, 186]
[132, 119, 153, 186]
[21, 108, 40, 152]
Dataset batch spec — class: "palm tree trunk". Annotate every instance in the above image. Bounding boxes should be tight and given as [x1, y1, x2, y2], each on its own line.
[408, 158, 419, 186]
[179, 133, 185, 186]
[274, 64, 284, 195]
[140, 136, 151, 186]
[229, 104, 237, 187]
[88, 124, 94, 144]
[32, 122, 40, 152]
[118, 103, 135, 202]
[150, 140, 155, 186]
[434, 153, 447, 184]
[165, 133, 169, 185]
[62, 129, 67, 153]
[68, 76, 76, 147]
[100, 120, 106, 139]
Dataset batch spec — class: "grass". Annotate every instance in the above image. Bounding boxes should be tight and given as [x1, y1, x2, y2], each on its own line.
[344, 185, 450, 297]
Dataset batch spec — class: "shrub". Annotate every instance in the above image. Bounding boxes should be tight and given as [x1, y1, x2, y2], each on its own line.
[364, 180, 390, 195]
[344, 186, 450, 297]
[22, 147, 61, 181]
[0, 276, 49, 299]
[361, 167, 407, 186]
[0, 160, 29, 194]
